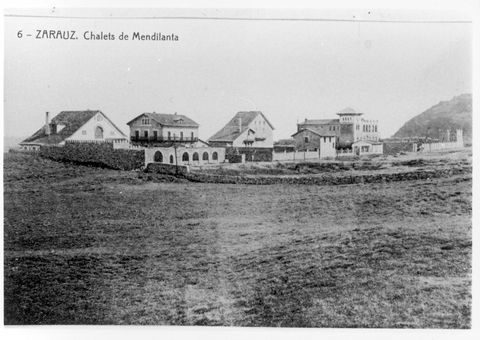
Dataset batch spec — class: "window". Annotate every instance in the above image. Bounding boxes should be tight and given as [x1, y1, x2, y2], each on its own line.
[82, 130, 87, 135]
[182, 152, 189, 162]
[97, 115, 103, 121]
[304, 136, 309, 143]
[170, 155, 174, 164]
[141, 117, 150, 125]
[193, 152, 199, 161]
[135, 130, 139, 139]
[324, 137, 326, 142]
[202, 152, 209, 161]
[329, 126, 331, 131]
[144, 131, 149, 139]
[95, 126, 103, 139]
[168, 131, 171, 140]
[191, 132, 194, 140]
[212, 152, 218, 160]
[154, 151, 163, 162]
[180, 132, 184, 140]
[153, 130, 158, 139]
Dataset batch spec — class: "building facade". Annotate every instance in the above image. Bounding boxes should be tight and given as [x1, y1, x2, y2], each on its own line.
[19, 110, 127, 150]
[290, 128, 337, 159]
[127, 112, 200, 146]
[208, 111, 274, 148]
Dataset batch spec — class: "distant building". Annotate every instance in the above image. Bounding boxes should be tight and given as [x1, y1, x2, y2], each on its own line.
[19, 110, 127, 151]
[291, 129, 337, 159]
[127, 112, 200, 146]
[208, 111, 274, 148]
[295, 107, 380, 151]
[273, 138, 296, 153]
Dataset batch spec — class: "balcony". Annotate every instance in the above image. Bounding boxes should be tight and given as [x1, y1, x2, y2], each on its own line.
[130, 136, 199, 143]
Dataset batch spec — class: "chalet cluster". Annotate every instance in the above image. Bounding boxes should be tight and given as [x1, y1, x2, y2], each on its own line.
[19, 106, 385, 165]
[19, 110, 275, 166]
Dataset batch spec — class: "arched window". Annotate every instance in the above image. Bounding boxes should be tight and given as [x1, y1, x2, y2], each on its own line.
[182, 152, 189, 162]
[95, 126, 103, 139]
[169, 155, 174, 164]
[193, 152, 199, 161]
[202, 152, 209, 161]
[154, 151, 163, 162]
[212, 152, 218, 161]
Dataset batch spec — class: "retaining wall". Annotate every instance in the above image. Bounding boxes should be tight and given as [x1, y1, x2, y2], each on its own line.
[145, 162, 189, 175]
[181, 167, 470, 186]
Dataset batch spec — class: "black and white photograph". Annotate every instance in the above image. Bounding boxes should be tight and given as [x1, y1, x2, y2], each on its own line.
[2, 0, 478, 338]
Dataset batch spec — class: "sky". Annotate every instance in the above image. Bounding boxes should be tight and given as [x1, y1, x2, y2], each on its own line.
[4, 8, 472, 141]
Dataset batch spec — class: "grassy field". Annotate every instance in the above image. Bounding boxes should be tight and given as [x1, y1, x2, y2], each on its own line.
[3, 152, 472, 327]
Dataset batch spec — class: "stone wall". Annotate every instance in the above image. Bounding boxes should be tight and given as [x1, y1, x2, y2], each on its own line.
[180, 166, 470, 186]
[145, 162, 189, 175]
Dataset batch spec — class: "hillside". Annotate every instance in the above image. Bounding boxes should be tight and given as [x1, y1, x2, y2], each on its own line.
[393, 94, 472, 143]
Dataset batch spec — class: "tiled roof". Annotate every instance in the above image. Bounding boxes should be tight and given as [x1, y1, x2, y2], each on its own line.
[291, 128, 336, 137]
[208, 111, 274, 142]
[300, 119, 339, 125]
[127, 112, 199, 127]
[21, 110, 101, 145]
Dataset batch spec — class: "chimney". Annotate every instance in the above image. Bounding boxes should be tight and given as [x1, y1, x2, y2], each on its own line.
[45, 111, 51, 135]
[238, 117, 242, 132]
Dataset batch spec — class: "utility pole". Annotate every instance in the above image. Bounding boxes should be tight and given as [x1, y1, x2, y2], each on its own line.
[174, 143, 178, 175]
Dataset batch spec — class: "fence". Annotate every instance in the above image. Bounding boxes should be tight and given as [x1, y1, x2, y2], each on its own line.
[272, 150, 319, 161]
[419, 141, 463, 152]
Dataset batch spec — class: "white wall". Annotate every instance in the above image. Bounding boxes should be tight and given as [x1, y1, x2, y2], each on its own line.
[66, 112, 126, 141]
[272, 150, 319, 161]
[162, 126, 198, 140]
[145, 146, 226, 166]
[232, 114, 273, 148]
[419, 141, 463, 152]
[319, 136, 336, 158]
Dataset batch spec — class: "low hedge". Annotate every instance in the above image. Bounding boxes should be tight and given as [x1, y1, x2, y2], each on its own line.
[39, 143, 144, 170]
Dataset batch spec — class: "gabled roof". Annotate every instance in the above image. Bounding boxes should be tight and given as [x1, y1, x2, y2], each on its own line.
[127, 112, 199, 127]
[291, 128, 336, 138]
[208, 111, 274, 142]
[300, 119, 340, 125]
[21, 110, 111, 145]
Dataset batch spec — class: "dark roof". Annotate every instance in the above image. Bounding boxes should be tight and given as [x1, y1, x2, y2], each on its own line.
[274, 138, 296, 146]
[300, 119, 339, 125]
[208, 111, 274, 142]
[291, 128, 336, 138]
[127, 112, 199, 127]
[21, 110, 102, 145]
